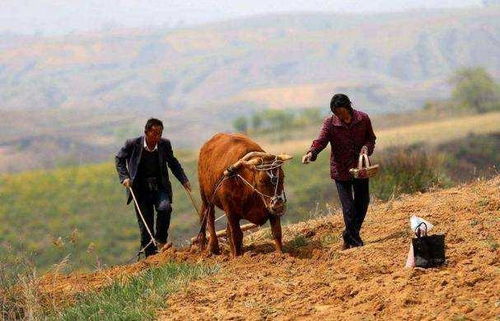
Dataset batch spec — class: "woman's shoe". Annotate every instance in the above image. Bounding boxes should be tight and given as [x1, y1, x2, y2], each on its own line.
[341, 242, 352, 250]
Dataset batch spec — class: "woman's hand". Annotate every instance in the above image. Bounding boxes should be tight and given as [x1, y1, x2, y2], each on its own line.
[302, 152, 313, 164]
[360, 145, 368, 155]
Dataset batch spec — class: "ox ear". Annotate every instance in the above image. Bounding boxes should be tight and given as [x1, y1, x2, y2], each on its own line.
[277, 154, 293, 161]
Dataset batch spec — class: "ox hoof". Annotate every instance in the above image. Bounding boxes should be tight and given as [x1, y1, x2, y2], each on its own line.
[244, 251, 257, 258]
[208, 246, 221, 255]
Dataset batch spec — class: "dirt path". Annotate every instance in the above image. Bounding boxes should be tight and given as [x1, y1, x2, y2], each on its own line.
[159, 177, 499, 320]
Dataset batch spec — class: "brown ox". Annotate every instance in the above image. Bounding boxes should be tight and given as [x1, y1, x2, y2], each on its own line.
[197, 133, 292, 256]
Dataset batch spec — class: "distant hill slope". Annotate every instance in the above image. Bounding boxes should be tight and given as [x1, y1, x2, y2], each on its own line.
[30, 176, 499, 320]
[0, 7, 499, 150]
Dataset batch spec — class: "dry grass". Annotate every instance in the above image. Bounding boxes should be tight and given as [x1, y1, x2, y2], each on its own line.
[261, 111, 500, 155]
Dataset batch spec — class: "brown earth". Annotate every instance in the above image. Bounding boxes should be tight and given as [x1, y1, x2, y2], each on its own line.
[32, 176, 499, 320]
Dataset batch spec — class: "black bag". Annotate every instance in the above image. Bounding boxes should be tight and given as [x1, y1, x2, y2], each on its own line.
[411, 222, 446, 268]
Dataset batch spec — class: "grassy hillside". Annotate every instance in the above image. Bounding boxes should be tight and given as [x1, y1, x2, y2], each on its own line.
[0, 159, 199, 272]
[1, 7, 499, 172]
[4, 176, 498, 320]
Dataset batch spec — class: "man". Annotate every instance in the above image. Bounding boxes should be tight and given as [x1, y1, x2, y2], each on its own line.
[115, 118, 191, 257]
[302, 93, 376, 249]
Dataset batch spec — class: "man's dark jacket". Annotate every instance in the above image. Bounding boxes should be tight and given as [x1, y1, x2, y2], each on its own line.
[115, 136, 188, 204]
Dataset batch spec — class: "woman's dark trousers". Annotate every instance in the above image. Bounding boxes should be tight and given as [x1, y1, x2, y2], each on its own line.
[133, 188, 172, 256]
[335, 178, 370, 247]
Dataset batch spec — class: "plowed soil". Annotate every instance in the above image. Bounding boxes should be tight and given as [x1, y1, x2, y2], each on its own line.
[35, 177, 499, 320]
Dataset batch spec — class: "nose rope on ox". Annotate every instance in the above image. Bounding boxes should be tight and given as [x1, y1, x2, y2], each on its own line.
[235, 156, 287, 216]
[206, 158, 286, 225]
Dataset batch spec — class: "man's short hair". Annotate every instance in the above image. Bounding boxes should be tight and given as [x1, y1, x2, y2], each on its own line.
[145, 118, 163, 132]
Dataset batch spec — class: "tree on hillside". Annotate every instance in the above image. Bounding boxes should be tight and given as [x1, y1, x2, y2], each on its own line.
[251, 113, 263, 131]
[300, 108, 323, 124]
[450, 67, 500, 113]
[233, 116, 248, 133]
[262, 109, 295, 131]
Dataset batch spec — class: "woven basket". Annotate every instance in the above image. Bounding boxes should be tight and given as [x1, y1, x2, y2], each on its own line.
[349, 154, 379, 179]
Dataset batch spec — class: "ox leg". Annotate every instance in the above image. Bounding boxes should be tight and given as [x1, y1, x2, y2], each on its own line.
[207, 205, 220, 255]
[197, 203, 209, 251]
[269, 215, 283, 253]
[226, 215, 243, 257]
[225, 223, 233, 253]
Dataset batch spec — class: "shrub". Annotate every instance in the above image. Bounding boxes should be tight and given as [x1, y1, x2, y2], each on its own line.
[371, 145, 452, 200]
[450, 67, 500, 113]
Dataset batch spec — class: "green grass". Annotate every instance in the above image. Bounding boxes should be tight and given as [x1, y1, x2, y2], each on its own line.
[48, 262, 219, 321]
[285, 235, 309, 250]
[484, 238, 499, 251]
[0, 160, 200, 273]
[319, 233, 342, 247]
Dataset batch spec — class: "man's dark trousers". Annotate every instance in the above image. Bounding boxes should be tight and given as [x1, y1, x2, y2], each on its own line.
[335, 178, 370, 247]
[133, 185, 172, 256]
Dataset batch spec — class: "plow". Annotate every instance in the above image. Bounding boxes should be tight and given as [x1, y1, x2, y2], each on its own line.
[190, 222, 259, 244]
[184, 186, 259, 244]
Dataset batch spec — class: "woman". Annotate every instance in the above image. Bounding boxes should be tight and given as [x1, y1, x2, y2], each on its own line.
[302, 93, 376, 249]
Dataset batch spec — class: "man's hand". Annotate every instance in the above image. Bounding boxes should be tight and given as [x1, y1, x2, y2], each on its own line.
[183, 181, 192, 192]
[122, 178, 132, 188]
[302, 152, 313, 164]
[360, 145, 369, 155]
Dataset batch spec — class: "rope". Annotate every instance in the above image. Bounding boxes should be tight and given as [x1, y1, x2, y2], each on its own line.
[128, 187, 158, 261]
[254, 157, 283, 171]
[208, 170, 282, 227]
[215, 214, 226, 222]
[184, 188, 202, 219]
[236, 174, 276, 199]
[196, 175, 230, 238]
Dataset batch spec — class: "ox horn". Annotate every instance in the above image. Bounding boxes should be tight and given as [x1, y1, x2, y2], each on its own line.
[276, 154, 293, 161]
[240, 151, 270, 162]
[223, 151, 271, 176]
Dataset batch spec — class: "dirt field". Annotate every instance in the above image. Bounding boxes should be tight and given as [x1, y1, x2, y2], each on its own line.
[35, 176, 499, 320]
[161, 177, 499, 321]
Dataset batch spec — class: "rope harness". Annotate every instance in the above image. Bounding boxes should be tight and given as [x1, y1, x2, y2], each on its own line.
[236, 156, 287, 214]
[197, 157, 287, 242]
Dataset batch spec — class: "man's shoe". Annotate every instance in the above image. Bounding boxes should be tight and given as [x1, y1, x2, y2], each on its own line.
[341, 242, 352, 250]
[156, 242, 166, 251]
[157, 242, 173, 252]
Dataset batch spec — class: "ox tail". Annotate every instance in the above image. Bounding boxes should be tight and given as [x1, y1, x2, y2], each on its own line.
[195, 206, 209, 249]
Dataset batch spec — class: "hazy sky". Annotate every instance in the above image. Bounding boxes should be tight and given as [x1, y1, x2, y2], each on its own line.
[1, 0, 483, 35]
